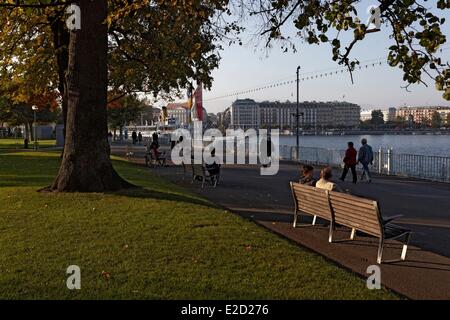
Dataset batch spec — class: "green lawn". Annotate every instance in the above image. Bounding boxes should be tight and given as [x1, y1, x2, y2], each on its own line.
[0, 151, 397, 299]
[0, 138, 56, 150]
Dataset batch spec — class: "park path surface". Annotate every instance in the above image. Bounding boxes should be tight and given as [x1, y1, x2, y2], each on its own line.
[112, 145, 450, 300]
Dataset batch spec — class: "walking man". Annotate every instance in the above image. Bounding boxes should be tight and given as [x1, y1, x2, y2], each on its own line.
[340, 142, 357, 183]
[358, 138, 374, 183]
[132, 130, 137, 145]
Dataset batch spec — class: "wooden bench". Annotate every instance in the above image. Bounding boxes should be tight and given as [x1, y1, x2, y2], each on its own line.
[290, 182, 412, 264]
[328, 191, 411, 264]
[290, 182, 334, 242]
[192, 163, 220, 188]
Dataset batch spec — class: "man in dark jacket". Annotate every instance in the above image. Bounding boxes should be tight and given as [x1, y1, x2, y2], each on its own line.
[358, 138, 374, 183]
[340, 142, 358, 183]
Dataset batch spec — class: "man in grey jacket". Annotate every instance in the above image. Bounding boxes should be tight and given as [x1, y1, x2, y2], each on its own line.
[358, 138, 374, 183]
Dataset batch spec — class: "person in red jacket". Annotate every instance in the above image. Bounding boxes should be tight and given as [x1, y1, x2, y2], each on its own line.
[340, 142, 358, 183]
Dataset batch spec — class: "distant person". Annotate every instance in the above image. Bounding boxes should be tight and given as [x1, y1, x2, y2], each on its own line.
[340, 142, 358, 183]
[299, 165, 316, 187]
[132, 131, 138, 145]
[206, 149, 221, 185]
[138, 132, 143, 145]
[124, 128, 128, 141]
[152, 132, 159, 148]
[150, 140, 166, 166]
[316, 167, 343, 192]
[358, 138, 374, 183]
[107, 131, 113, 145]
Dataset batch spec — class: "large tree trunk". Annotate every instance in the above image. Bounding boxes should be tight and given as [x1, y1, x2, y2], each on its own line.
[49, 15, 70, 157]
[50, 0, 130, 192]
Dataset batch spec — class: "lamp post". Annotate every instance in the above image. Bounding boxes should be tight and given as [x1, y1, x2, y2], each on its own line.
[32, 105, 38, 150]
[296, 66, 301, 161]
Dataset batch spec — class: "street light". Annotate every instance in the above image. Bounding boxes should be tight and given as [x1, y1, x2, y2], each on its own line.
[296, 66, 301, 161]
[32, 105, 38, 150]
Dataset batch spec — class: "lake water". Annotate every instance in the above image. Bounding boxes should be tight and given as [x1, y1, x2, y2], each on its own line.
[279, 135, 450, 157]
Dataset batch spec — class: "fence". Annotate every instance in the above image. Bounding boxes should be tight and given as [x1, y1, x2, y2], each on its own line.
[279, 145, 450, 183]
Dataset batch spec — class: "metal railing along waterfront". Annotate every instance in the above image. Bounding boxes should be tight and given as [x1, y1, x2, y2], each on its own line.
[280, 146, 450, 183]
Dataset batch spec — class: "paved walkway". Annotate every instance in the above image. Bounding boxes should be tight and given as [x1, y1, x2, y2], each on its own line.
[113, 145, 450, 300]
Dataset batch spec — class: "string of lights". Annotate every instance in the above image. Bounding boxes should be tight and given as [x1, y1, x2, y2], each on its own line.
[205, 46, 450, 102]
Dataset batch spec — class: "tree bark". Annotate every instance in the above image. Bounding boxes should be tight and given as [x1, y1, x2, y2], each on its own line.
[50, 0, 130, 192]
[49, 15, 70, 157]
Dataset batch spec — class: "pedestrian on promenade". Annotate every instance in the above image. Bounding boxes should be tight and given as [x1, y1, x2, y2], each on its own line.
[340, 142, 357, 183]
[152, 132, 159, 148]
[299, 165, 316, 187]
[358, 138, 374, 183]
[316, 167, 343, 192]
[206, 148, 221, 185]
[138, 132, 143, 145]
[132, 131, 137, 145]
[107, 131, 113, 145]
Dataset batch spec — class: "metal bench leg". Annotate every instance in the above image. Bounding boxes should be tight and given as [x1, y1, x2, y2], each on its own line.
[328, 221, 334, 243]
[401, 233, 411, 261]
[350, 228, 356, 240]
[377, 238, 384, 264]
[201, 177, 205, 189]
[312, 215, 317, 226]
[293, 210, 298, 228]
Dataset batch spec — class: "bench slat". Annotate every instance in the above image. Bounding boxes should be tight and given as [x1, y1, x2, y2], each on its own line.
[334, 217, 381, 237]
[330, 203, 379, 222]
[333, 207, 380, 228]
[297, 202, 332, 219]
[328, 192, 375, 208]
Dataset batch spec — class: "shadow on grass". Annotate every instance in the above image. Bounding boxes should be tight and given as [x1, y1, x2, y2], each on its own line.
[111, 186, 217, 209]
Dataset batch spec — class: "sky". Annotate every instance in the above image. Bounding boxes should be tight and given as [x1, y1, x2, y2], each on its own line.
[169, 1, 450, 114]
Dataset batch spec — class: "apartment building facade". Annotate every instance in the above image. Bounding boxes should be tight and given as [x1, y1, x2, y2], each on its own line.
[230, 99, 361, 130]
[396, 106, 450, 124]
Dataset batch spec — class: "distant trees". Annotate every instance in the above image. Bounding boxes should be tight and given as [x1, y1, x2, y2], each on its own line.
[0, 94, 59, 141]
[107, 94, 146, 141]
[371, 110, 385, 126]
[431, 111, 443, 128]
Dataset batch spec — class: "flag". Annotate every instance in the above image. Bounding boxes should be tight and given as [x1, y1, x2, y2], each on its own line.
[161, 106, 168, 122]
[187, 84, 194, 123]
[193, 82, 203, 121]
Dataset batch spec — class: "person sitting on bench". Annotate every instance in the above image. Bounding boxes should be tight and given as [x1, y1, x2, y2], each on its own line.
[316, 167, 343, 192]
[299, 165, 316, 187]
[150, 141, 166, 165]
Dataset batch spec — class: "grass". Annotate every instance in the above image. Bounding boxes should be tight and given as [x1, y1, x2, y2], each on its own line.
[0, 138, 56, 150]
[0, 150, 398, 299]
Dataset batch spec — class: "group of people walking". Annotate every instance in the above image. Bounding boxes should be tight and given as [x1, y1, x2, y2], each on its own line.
[131, 131, 143, 145]
[340, 138, 374, 184]
[299, 139, 374, 191]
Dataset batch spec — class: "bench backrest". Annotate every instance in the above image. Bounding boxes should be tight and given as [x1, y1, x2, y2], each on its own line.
[328, 191, 382, 237]
[290, 182, 333, 221]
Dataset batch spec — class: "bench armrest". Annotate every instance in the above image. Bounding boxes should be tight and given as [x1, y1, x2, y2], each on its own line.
[383, 214, 404, 224]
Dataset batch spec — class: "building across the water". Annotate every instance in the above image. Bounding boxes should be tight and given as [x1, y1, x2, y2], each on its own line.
[230, 99, 361, 130]
[396, 106, 450, 124]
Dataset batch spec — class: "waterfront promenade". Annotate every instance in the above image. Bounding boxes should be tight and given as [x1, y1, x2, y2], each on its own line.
[112, 145, 450, 299]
